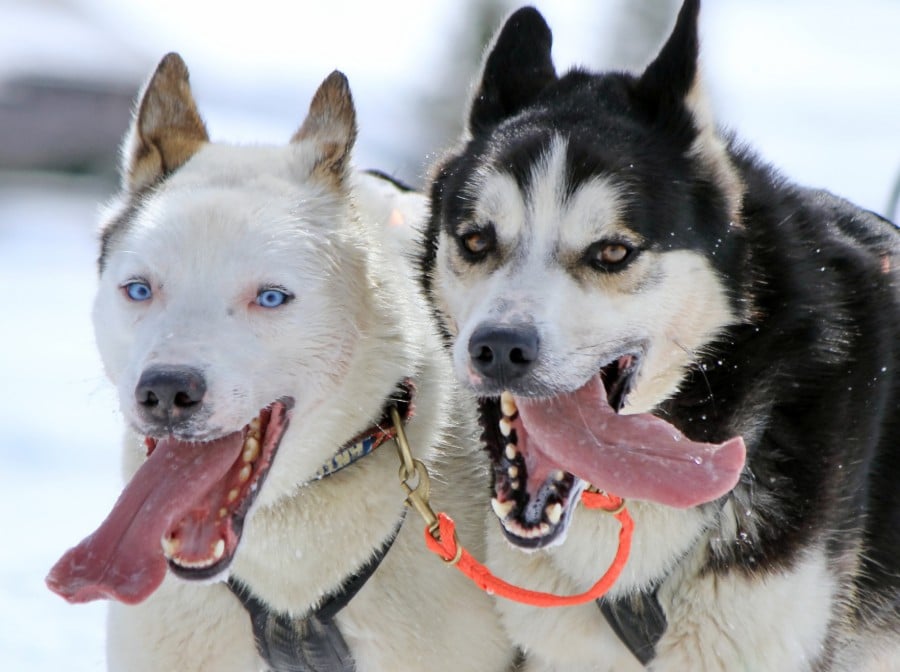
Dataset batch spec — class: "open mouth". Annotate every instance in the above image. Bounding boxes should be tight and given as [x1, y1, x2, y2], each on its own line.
[479, 351, 747, 549]
[600, 354, 640, 413]
[155, 402, 291, 580]
[481, 354, 639, 549]
[46, 399, 293, 604]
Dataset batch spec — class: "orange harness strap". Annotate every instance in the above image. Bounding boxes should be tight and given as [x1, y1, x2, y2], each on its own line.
[423, 491, 633, 607]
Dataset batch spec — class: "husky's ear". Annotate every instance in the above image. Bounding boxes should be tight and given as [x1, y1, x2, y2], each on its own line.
[466, 7, 557, 136]
[635, 0, 701, 112]
[634, 0, 713, 144]
[121, 53, 209, 193]
[291, 71, 357, 187]
[636, 0, 742, 218]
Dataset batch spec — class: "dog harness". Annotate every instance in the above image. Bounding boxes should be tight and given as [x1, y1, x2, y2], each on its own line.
[227, 517, 403, 672]
[599, 588, 667, 665]
[227, 383, 413, 672]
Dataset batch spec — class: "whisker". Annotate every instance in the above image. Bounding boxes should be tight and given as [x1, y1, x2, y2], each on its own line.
[672, 337, 716, 414]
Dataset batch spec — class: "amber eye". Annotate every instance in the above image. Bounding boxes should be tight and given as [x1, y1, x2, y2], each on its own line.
[586, 240, 635, 271]
[599, 243, 629, 264]
[458, 225, 496, 260]
[464, 232, 488, 253]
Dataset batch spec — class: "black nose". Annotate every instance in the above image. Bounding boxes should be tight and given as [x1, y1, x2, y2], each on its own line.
[468, 325, 539, 383]
[135, 366, 207, 429]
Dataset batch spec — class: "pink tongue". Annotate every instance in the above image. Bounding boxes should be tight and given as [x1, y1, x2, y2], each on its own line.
[46, 433, 242, 604]
[515, 376, 746, 508]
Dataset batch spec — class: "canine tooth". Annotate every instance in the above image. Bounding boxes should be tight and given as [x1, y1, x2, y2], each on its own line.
[227, 488, 240, 503]
[212, 539, 225, 561]
[546, 502, 563, 525]
[242, 436, 260, 463]
[500, 391, 517, 417]
[238, 464, 252, 483]
[160, 535, 180, 558]
[499, 418, 511, 437]
[508, 465, 519, 478]
[491, 497, 515, 519]
[505, 444, 518, 461]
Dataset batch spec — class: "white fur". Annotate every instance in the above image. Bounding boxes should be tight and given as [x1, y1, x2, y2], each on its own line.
[655, 547, 836, 671]
[94, 83, 514, 670]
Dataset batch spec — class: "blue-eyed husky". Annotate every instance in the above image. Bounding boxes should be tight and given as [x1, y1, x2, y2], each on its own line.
[421, 2, 900, 670]
[46, 54, 515, 672]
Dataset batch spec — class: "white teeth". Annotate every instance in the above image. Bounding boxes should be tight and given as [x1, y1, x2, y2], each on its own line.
[172, 556, 216, 570]
[219, 507, 228, 519]
[238, 464, 252, 483]
[498, 418, 511, 437]
[242, 436, 260, 463]
[510, 479, 520, 491]
[501, 519, 552, 539]
[491, 497, 515, 519]
[500, 519, 553, 539]
[505, 444, 518, 461]
[227, 488, 240, 503]
[500, 391, 517, 417]
[508, 465, 518, 478]
[163, 538, 227, 569]
[546, 502, 563, 525]
[249, 417, 262, 434]
[161, 535, 180, 559]
[553, 470, 565, 482]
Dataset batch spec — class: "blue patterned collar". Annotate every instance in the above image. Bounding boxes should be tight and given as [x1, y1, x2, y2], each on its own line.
[313, 380, 414, 481]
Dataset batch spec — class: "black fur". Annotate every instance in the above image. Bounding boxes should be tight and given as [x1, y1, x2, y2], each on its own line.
[421, 0, 900, 660]
[362, 168, 416, 193]
[467, 6, 556, 136]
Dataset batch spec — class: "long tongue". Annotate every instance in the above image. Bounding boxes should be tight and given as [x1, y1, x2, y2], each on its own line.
[46, 433, 242, 604]
[515, 376, 746, 508]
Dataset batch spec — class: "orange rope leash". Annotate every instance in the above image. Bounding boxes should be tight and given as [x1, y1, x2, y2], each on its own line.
[423, 490, 633, 608]
[389, 406, 632, 608]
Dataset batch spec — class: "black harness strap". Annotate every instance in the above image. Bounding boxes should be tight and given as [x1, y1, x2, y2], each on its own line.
[228, 516, 404, 672]
[598, 586, 668, 666]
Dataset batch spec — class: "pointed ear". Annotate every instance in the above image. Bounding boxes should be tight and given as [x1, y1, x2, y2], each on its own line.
[291, 70, 357, 187]
[635, 0, 701, 110]
[637, 0, 743, 220]
[121, 52, 209, 193]
[466, 6, 557, 136]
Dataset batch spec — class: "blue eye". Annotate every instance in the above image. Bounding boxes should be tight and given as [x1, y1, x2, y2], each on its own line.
[124, 281, 152, 302]
[255, 288, 292, 308]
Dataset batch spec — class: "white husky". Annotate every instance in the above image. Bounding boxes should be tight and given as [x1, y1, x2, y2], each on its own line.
[47, 53, 514, 672]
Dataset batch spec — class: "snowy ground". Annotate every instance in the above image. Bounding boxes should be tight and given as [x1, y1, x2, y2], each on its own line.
[0, 175, 119, 671]
[1, 1, 897, 670]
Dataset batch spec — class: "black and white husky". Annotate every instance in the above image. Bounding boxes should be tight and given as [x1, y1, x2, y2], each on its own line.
[46, 54, 515, 671]
[421, 2, 900, 670]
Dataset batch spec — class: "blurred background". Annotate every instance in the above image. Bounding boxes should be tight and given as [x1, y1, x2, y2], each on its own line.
[1, 0, 898, 669]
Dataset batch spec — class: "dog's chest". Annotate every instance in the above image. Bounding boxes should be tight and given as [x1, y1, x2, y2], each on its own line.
[488, 501, 716, 669]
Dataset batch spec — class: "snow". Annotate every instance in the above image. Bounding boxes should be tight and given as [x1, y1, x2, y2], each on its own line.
[0, 1, 897, 670]
[0, 175, 119, 671]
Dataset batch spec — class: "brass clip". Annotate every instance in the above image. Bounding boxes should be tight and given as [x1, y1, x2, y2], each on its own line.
[391, 406, 440, 536]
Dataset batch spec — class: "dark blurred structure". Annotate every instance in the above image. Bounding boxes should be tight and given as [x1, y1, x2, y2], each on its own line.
[0, 76, 135, 175]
